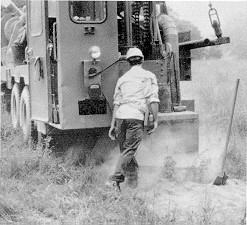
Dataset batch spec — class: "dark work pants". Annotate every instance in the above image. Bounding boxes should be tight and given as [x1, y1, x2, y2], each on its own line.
[111, 119, 144, 183]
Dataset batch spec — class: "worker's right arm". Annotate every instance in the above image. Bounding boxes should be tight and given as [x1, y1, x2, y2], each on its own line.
[147, 74, 159, 134]
[148, 102, 159, 134]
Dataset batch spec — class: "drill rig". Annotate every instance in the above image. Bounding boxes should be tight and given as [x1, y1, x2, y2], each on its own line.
[1, 1, 229, 167]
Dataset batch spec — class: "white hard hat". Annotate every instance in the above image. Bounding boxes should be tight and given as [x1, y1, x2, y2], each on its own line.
[126, 47, 144, 60]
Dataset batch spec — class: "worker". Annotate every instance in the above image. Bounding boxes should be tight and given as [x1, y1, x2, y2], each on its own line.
[108, 47, 160, 190]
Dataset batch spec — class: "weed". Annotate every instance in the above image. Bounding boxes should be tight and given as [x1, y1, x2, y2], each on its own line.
[225, 145, 246, 180]
[0, 197, 19, 223]
[0, 107, 167, 223]
[187, 159, 210, 183]
[162, 156, 176, 180]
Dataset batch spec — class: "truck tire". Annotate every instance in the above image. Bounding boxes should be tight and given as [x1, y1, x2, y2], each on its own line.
[11, 83, 21, 129]
[20, 86, 31, 141]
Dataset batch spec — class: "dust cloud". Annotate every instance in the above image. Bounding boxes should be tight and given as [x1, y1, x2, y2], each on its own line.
[180, 59, 246, 182]
[98, 59, 246, 187]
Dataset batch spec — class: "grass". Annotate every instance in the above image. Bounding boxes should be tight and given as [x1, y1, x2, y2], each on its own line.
[0, 106, 169, 224]
[0, 59, 246, 224]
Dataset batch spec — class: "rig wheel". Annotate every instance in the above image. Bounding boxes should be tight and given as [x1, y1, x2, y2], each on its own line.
[10, 83, 21, 129]
[20, 86, 31, 141]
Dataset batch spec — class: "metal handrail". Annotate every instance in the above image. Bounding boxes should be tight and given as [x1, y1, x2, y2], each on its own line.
[52, 22, 58, 61]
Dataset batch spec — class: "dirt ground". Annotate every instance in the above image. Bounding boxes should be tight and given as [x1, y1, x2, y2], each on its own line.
[136, 169, 246, 224]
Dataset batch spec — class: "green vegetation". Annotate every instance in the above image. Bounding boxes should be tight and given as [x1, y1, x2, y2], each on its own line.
[1, 59, 246, 224]
[0, 107, 168, 224]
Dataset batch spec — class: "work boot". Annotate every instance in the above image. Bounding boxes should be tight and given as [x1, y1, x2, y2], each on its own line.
[106, 173, 125, 191]
[105, 180, 121, 191]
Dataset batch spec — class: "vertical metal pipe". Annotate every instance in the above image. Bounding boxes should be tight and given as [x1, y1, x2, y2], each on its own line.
[125, 2, 132, 47]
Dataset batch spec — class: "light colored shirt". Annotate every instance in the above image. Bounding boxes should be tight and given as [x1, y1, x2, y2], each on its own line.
[113, 65, 160, 120]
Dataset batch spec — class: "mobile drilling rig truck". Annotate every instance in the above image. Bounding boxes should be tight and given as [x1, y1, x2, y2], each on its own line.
[1, 1, 229, 168]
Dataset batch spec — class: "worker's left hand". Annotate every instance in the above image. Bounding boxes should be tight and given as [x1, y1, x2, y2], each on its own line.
[109, 126, 116, 140]
[147, 121, 158, 135]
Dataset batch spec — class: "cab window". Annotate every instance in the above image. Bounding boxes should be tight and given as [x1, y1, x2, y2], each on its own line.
[69, 1, 106, 23]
